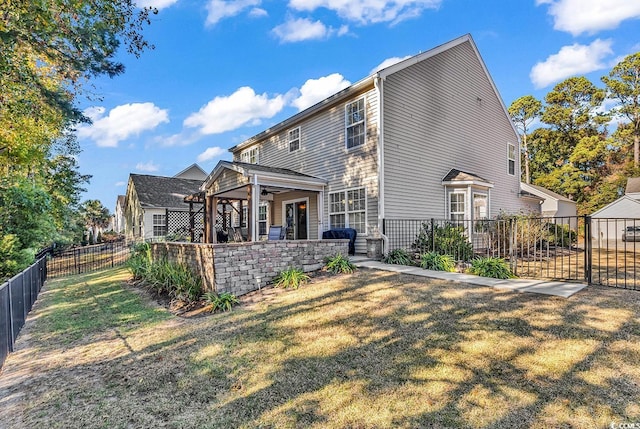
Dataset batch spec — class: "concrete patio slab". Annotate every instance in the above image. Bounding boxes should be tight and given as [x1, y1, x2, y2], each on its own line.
[351, 258, 587, 298]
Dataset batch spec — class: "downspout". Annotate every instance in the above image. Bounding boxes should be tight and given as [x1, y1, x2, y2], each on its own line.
[374, 75, 389, 255]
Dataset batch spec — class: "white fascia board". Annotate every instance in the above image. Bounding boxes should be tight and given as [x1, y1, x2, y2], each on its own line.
[442, 180, 494, 188]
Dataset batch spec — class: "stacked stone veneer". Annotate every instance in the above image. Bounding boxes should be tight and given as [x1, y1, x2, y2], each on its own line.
[151, 240, 349, 297]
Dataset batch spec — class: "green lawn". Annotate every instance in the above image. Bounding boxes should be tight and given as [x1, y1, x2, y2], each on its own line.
[1, 266, 640, 428]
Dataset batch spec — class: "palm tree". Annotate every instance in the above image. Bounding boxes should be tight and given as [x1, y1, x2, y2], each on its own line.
[80, 200, 111, 244]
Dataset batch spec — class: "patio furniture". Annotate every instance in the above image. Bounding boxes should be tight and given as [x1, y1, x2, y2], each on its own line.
[268, 225, 285, 240]
[322, 228, 357, 255]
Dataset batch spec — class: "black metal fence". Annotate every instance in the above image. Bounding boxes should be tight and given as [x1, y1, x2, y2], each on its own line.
[1, 256, 47, 371]
[47, 241, 131, 278]
[383, 216, 640, 289]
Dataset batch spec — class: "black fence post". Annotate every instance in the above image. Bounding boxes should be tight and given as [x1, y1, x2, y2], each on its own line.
[430, 218, 435, 252]
[584, 215, 592, 285]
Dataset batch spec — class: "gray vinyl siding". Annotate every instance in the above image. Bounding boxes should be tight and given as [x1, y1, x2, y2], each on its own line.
[234, 86, 379, 253]
[382, 40, 526, 220]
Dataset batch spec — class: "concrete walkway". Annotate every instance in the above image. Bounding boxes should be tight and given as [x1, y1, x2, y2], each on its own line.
[351, 257, 587, 298]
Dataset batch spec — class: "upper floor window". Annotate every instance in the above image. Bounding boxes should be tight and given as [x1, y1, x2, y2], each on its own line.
[345, 97, 365, 149]
[507, 143, 516, 176]
[288, 127, 300, 152]
[241, 147, 258, 164]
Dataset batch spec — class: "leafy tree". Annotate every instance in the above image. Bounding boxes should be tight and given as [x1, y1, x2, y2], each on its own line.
[80, 200, 111, 243]
[602, 52, 640, 168]
[529, 77, 608, 203]
[509, 95, 542, 184]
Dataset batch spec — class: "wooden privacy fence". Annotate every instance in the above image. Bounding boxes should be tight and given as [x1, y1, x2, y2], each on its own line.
[0, 256, 47, 371]
[383, 216, 640, 290]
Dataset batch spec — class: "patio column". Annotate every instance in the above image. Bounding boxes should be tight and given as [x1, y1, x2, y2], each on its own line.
[211, 196, 218, 243]
[250, 174, 259, 241]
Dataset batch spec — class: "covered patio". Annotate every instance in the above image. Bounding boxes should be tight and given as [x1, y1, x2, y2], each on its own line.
[201, 161, 328, 243]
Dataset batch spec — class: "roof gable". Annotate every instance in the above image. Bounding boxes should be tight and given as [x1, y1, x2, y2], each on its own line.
[130, 174, 203, 209]
[521, 183, 574, 203]
[230, 33, 516, 154]
[592, 195, 640, 217]
[174, 163, 207, 180]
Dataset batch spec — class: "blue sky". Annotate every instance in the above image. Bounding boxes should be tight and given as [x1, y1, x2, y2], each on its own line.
[74, 0, 640, 212]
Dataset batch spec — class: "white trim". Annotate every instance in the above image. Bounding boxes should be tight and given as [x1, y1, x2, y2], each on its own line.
[375, 76, 385, 233]
[282, 197, 310, 240]
[252, 175, 259, 242]
[288, 127, 301, 152]
[240, 146, 259, 164]
[345, 96, 367, 150]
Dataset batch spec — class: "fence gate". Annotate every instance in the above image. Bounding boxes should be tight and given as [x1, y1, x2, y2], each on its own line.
[383, 216, 640, 290]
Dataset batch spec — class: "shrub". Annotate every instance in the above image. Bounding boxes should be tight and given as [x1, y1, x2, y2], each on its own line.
[324, 253, 356, 274]
[413, 222, 474, 262]
[468, 257, 515, 279]
[127, 242, 152, 280]
[420, 252, 456, 272]
[128, 243, 202, 302]
[545, 222, 577, 247]
[383, 248, 415, 266]
[204, 291, 239, 313]
[273, 267, 310, 289]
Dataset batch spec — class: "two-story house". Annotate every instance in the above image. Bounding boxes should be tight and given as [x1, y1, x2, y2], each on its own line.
[201, 34, 534, 253]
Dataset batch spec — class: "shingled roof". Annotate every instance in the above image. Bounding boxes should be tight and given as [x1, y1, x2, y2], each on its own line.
[130, 174, 204, 209]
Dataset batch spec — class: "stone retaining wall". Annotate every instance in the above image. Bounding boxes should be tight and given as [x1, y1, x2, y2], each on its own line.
[151, 240, 349, 297]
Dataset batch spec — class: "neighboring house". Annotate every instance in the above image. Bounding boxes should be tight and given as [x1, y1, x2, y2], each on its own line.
[174, 163, 208, 181]
[520, 182, 577, 221]
[124, 165, 206, 240]
[591, 177, 640, 241]
[201, 34, 533, 253]
[114, 195, 126, 234]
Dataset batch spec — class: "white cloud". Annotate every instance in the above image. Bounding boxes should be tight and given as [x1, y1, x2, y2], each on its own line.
[206, 0, 261, 26]
[197, 147, 227, 163]
[530, 39, 613, 89]
[288, 0, 441, 25]
[537, 0, 640, 35]
[77, 103, 169, 147]
[136, 161, 160, 172]
[115, 181, 126, 187]
[248, 7, 268, 18]
[184, 87, 285, 134]
[136, 0, 178, 9]
[370, 55, 411, 74]
[291, 73, 351, 111]
[272, 17, 348, 43]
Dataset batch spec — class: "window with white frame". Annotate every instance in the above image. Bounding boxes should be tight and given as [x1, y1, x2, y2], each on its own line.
[152, 214, 166, 237]
[449, 192, 465, 223]
[288, 127, 300, 152]
[258, 203, 268, 236]
[507, 143, 516, 175]
[345, 97, 365, 149]
[240, 147, 258, 164]
[329, 188, 366, 233]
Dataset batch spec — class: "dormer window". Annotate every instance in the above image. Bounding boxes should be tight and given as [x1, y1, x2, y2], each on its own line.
[345, 97, 365, 149]
[241, 147, 258, 164]
[289, 127, 300, 152]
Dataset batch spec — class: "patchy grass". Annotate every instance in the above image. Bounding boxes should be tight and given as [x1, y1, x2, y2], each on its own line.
[2, 267, 640, 428]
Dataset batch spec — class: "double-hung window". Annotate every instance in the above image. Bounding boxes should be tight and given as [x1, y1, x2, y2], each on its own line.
[258, 203, 268, 236]
[449, 193, 465, 223]
[507, 143, 516, 176]
[288, 127, 300, 152]
[345, 97, 365, 149]
[152, 214, 166, 237]
[329, 188, 366, 233]
[241, 147, 258, 164]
